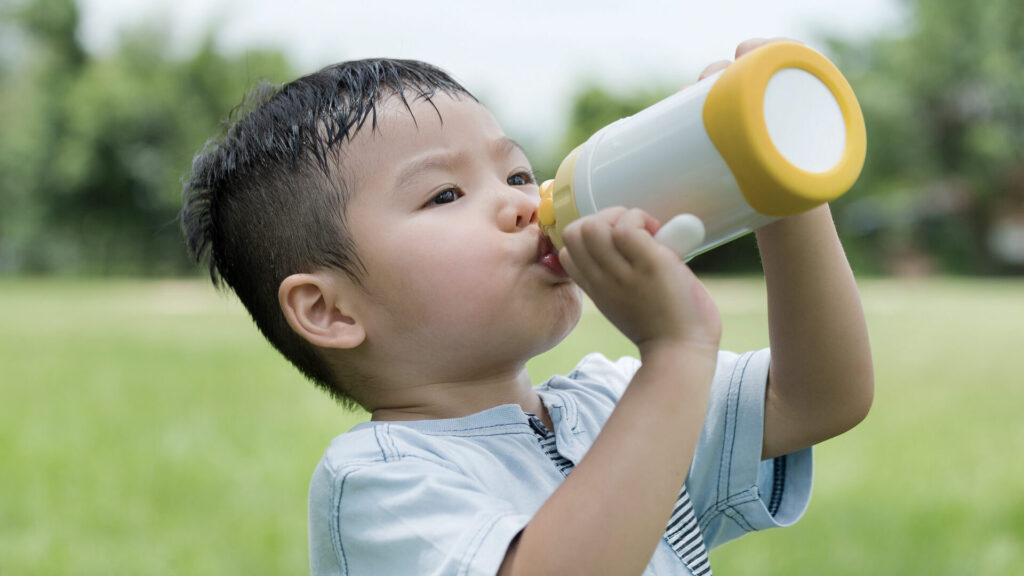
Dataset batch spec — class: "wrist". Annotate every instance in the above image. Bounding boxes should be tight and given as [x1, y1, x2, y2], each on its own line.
[626, 339, 718, 420]
[756, 204, 833, 244]
[637, 338, 719, 368]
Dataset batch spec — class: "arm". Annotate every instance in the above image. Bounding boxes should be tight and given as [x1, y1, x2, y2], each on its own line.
[701, 38, 873, 460]
[501, 345, 716, 575]
[756, 204, 874, 460]
[500, 208, 722, 575]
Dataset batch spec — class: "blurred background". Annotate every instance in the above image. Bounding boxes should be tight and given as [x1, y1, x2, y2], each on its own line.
[1, 0, 1022, 574]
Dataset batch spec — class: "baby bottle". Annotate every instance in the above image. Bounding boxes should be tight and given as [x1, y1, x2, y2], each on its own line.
[537, 41, 867, 260]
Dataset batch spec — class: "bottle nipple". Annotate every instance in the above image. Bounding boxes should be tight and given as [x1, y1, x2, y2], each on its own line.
[538, 179, 556, 235]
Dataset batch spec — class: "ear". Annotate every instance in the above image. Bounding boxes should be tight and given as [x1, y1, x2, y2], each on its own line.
[278, 272, 366, 350]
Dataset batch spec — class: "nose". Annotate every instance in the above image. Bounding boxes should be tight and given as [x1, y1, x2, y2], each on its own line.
[497, 187, 539, 233]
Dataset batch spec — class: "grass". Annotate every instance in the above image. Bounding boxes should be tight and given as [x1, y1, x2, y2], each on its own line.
[1, 277, 1022, 575]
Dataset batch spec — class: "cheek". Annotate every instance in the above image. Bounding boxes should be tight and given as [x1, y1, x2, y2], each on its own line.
[367, 234, 513, 322]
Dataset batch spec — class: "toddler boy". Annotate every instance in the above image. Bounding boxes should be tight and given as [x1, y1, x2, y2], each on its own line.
[181, 38, 873, 575]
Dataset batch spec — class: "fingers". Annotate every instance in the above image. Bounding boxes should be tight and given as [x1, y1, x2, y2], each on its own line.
[734, 37, 770, 59]
[556, 246, 589, 293]
[698, 60, 731, 82]
[560, 207, 632, 285]
[640, 211, 661, 236]
[610, 209, 663, 266]
[581, 211, 634, 280]
[735, 36, 800, 59]
[698, 37, 804, 85]
[700, 39, 775, 84]
[561, 208, 662, 286]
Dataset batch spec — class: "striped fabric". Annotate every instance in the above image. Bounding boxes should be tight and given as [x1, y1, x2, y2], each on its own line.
[527, 415, 575, 477]
[526, 414, 711, 575]
[664, 488, 711, 575]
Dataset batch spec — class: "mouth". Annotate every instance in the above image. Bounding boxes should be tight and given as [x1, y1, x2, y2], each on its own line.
[536, 233, 568, 278]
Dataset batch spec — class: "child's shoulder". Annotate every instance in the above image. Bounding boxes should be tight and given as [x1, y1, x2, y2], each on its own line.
[571, 352, 642, 379]
[313, 354, 643, 477]
[316, 422, 450, 477]
[317, 404, 545, 477]
[543, 352, 642, 400]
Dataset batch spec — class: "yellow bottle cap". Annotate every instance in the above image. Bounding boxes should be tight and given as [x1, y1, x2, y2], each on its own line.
[702, 41, 866, 217]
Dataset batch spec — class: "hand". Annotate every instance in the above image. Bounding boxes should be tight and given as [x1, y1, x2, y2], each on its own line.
[693, 37, 799, 84]
[558, 207, 721, 354]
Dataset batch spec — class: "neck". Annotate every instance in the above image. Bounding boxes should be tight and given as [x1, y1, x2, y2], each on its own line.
[368, 366, 550, 427]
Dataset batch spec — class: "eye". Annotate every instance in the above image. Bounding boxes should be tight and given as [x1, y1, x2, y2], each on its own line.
[507, 170, 536, 187]
[424, 186, 463, 207]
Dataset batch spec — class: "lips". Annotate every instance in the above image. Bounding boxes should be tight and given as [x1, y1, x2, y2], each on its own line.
[536, 233, 568, 278]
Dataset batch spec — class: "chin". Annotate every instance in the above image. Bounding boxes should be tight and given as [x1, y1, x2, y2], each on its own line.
[547, 285, 584, 346]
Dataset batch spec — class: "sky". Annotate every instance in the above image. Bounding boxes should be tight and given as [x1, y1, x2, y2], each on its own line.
[75, 0, 906, 150]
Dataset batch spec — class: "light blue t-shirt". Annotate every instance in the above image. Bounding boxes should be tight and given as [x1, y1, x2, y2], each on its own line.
[308, 349, 812, 575]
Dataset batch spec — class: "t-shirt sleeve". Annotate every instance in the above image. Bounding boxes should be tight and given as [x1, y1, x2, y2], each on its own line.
[566, 353, 641, 401]
[686, 348, 814, 549]
[308, 455, 529, 576]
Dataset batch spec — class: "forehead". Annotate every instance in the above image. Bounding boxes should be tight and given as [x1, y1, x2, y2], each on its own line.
[339, 93, 510, 190]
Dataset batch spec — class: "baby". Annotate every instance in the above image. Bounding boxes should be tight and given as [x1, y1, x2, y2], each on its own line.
[181, 38, 873, 576]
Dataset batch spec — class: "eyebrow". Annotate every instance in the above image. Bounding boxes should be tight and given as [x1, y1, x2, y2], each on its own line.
[496, 136, 527, 159]
[393, 136, 527, 191]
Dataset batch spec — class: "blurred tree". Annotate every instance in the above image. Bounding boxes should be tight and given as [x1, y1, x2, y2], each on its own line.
[553, 0, 1023, 275]
[528, 84, 665, 185]
[3, 0, 1020, 276]
[13, 0, 83, 68]
[828, 0, 1024, 274]
[561, 86, 665, 154]
[0, 0, 295, 274]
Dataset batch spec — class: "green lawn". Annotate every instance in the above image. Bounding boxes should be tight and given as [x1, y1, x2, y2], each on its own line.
[1, 277, 1022, 575]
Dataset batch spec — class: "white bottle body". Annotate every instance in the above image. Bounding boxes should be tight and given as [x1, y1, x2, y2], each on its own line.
[570, 71, 773, 259]
[537, 41, 866, 261]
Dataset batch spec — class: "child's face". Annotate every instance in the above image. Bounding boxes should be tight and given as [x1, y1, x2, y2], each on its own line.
[338, 93, 582, 383]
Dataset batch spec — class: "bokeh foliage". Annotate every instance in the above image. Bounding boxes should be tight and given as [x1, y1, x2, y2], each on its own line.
[825, 0, 1024, 274]
[0, 0, 294, 274]
[541, 0, 1024, 274]
[1, 0, 1022, 275]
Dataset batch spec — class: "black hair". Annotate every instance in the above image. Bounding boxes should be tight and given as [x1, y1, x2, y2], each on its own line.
[180, 59, 476, 408]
